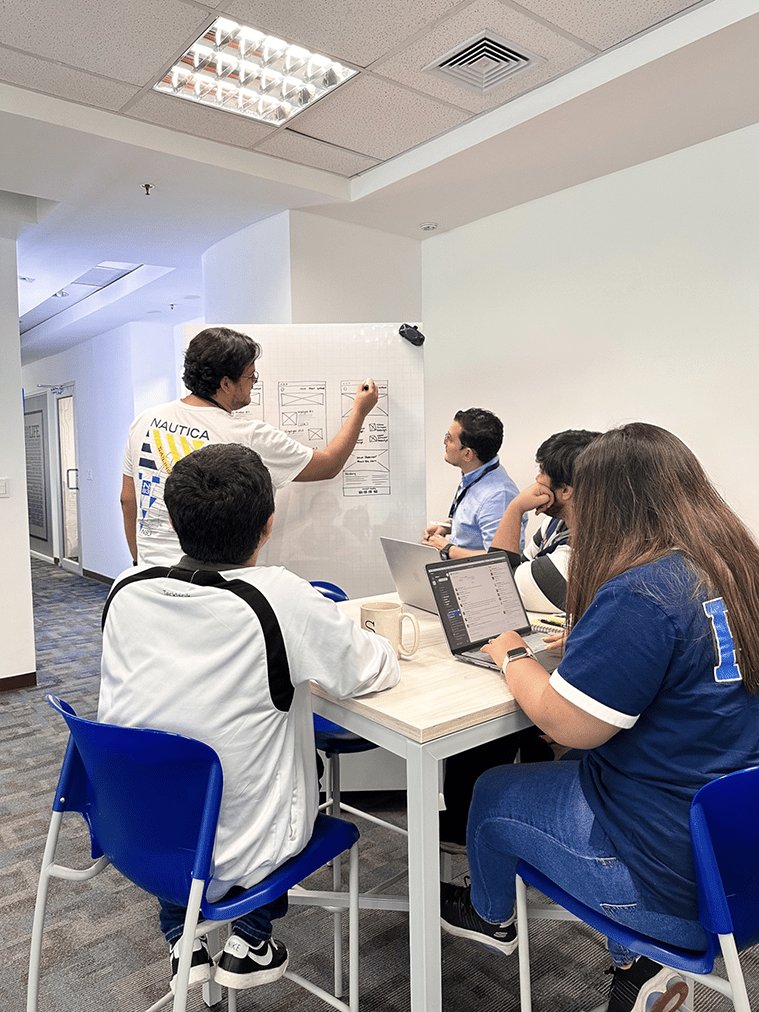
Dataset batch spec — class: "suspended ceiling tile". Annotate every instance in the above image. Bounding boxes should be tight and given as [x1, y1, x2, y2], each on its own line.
[0, 47, 140, 111]
[256, 131, 379, 177]
[374, 0, 595, 113]
[514, 0, 701, 50]
[1, 0, 210, 86]
[126, 92, 276, 147]
[222, 0, 464, 67]
[290, 75, 470, 160]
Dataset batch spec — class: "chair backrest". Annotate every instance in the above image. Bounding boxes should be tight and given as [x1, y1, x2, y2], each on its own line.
[690, 765, 759, 951]
[47, 695, 223, 907]
[310, 580, 349, 603]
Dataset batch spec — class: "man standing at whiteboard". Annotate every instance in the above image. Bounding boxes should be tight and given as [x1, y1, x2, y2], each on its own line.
[120, 326, 378, 566]
[423, 408, 524, 559]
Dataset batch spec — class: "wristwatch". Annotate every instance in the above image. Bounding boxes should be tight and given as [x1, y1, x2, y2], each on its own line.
[439, 543, 453, 560]
[501, 644, 536, 673]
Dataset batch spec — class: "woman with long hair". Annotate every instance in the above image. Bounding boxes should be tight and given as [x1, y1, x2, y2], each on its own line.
[440, 423, 759, 1012]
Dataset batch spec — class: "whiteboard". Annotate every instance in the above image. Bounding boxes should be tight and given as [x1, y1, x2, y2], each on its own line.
[186, 322, 426, 598]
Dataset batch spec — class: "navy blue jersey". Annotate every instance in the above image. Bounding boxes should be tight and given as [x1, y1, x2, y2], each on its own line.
[551, 553, 759, 918]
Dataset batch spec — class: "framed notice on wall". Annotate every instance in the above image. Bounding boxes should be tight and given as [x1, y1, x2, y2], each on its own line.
[25, 409, 48, 541]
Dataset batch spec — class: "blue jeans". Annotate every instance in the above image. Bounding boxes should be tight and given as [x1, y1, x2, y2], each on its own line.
[466, 760, 707, 967]
[159, 889, 288, 945]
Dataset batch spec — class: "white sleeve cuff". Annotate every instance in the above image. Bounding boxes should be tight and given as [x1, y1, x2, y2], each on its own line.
[549, 669, 639, 729]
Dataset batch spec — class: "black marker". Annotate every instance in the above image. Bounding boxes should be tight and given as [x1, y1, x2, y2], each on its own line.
[362, 378, 371, 390]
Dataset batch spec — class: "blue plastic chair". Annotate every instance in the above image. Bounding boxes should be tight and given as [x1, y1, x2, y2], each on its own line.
[27, 696, 360, 1012]
[309, 581, 407, 836]
[514, 766, 759, 1012]
[309, 581, 409, 989]
[310, 580, 380, 812]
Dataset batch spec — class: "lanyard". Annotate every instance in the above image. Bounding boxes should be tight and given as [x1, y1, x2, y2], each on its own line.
[448, 462, 499, 519]
[536, 519, 568, 557]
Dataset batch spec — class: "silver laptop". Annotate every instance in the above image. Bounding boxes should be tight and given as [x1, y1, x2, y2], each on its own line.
[380, 537, 439, 613]
[426, 553, 558, 672]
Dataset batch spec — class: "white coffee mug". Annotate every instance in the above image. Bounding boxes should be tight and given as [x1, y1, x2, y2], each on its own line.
[360, 601, 420, 659]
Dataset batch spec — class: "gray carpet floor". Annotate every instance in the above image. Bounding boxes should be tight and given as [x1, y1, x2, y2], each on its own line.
[3, 559, 757, 1011]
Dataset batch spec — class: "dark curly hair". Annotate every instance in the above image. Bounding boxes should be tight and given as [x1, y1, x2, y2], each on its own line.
[454, 408, 503, 463]
[165, 444, 274, 564]
[535, 429, 601, 488]
[183, 328, 262, 400]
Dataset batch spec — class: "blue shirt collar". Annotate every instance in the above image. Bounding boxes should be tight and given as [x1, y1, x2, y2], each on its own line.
[461, 455, 499, 487]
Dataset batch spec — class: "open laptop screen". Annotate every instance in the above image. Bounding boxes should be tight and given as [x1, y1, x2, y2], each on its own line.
[379, 536, 438, 613]
[426, 553, 531, 654]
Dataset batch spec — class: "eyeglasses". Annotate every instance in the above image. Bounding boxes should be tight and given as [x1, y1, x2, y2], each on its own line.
[242, 369, 259, 384]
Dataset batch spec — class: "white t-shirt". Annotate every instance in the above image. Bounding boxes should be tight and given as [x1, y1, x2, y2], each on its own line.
[123, 400, 313, 565]
[98, 563, 400, 901]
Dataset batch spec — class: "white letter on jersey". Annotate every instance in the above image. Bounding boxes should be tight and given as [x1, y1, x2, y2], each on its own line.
[703, 598, 742, 683]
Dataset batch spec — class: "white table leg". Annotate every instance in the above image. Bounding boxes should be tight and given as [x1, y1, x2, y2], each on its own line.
[405, 743, 444, 1012]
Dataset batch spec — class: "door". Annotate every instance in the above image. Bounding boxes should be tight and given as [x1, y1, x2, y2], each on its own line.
[56, 393, 82, 574]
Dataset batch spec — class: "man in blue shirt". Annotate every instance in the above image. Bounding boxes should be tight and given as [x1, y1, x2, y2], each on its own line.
[424, 408, 522, 559]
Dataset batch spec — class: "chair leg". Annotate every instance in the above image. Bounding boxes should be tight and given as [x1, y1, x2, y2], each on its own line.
[719, 934, 752, 1012]
[330, 752, 344, 997]
[348, 840, 359, 1012]
[440, 851, 452, 880]
[202, 926, 222, 1007]
[172, 879, 206, 1012]
[26, 812, 63, 1012]
[679, 977, 695, 1012]
[227, 987, 238, 1011]
[515, 874, 533, 1012]
[332, 844, 344, 997]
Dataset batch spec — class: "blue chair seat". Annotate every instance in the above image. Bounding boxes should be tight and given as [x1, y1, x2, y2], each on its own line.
[314, 713, 380, 754]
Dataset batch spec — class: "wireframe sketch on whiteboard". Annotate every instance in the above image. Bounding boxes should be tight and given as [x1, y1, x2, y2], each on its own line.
[277, 381, 327, 447]
[342, 380, 390, 497]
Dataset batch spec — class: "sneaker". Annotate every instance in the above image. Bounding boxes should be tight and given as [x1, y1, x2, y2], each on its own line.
[169, 936, 213, 993]
[440, 881, 517, 955]
[606, 956, 689, 1012]
[214, 934, 288, 989]
[440, 839, 468, 856]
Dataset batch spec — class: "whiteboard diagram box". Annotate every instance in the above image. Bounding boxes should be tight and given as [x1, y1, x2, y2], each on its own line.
[278, 380, 327, 448]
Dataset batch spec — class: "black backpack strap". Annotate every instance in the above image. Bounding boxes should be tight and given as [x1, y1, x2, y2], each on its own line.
[102, 567, 294, 711]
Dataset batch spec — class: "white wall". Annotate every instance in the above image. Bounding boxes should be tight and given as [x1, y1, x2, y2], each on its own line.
[21, 321, 181, 580]
[0, 234, 36, 683]
[289, 211, 422, 324]
[422, 121, 759, 535]
[202, 211, 293, 325]
[202, 209, 422, 326]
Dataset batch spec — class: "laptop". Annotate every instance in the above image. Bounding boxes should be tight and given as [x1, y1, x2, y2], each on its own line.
[380, 537, 439, 613]
[426, 552, 559, 672]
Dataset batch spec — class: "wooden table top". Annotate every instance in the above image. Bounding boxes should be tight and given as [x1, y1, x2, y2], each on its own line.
[311, 593, 522, 744]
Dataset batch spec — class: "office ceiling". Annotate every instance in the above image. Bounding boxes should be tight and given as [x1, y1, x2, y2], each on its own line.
[3, 0, 759, 361]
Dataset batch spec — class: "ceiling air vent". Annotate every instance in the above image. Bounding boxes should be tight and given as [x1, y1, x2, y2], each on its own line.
[425, 32, 543, 94]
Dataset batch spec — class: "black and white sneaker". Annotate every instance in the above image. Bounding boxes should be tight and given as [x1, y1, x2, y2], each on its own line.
[606, 956, 688, 1012]
[214, 934, 288, 989]
[440, 881, 517, 955]
[169, 936, 213, 993]
[439, 839, 468, 856]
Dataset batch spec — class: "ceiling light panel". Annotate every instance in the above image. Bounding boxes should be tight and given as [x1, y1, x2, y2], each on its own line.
[154, 18, 357, 125]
